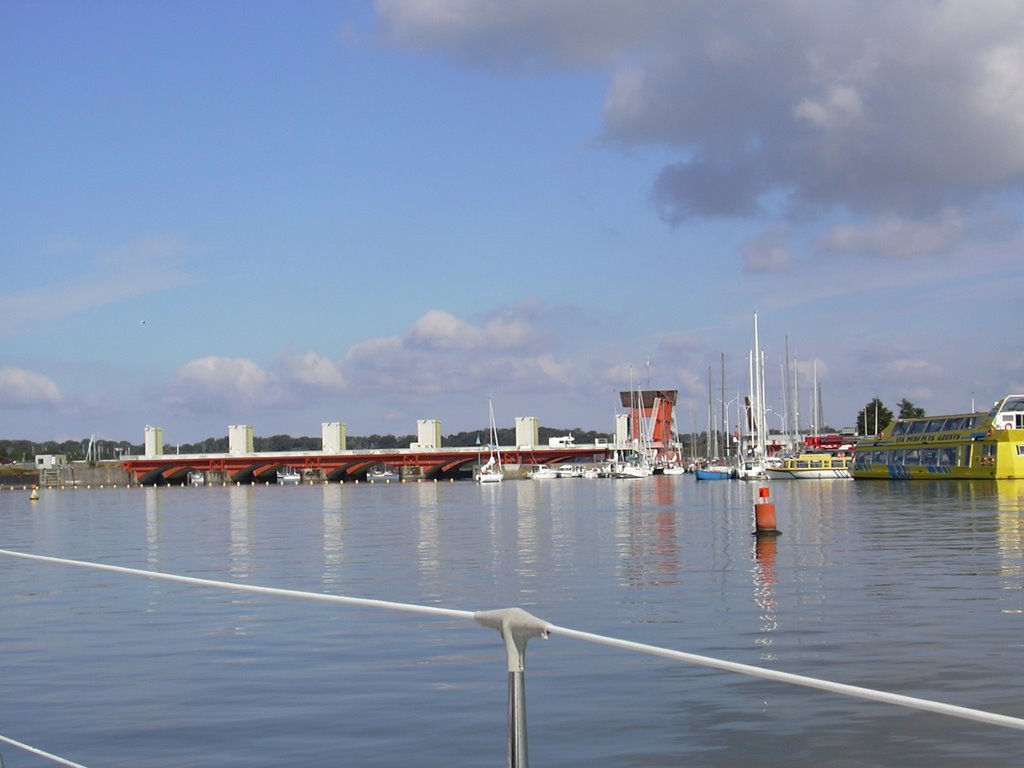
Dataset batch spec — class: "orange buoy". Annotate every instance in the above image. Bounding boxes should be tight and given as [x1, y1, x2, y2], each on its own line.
[753, 486, 780, 536]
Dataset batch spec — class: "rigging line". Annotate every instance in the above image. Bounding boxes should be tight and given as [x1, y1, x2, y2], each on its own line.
[545, 623, 1024, 732]
[0, 734, 90, 768]
[0, 549, 475, 622]
[5, 549, 1024, 732]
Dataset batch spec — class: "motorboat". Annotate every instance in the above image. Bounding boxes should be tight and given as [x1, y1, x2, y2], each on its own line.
[766, 454, 851, 479]
[530, 466, 559, 480]
[368, 467, 399, 482]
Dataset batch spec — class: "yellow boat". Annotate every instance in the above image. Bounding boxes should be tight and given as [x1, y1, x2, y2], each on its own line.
[852, 394, 1024, 479]
[765, 453, 852, 479]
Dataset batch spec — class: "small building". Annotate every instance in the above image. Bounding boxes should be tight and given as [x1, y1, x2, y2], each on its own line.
[228, 425, 254, 456]
[547, 434, 575, 447]
[516, 416, 539, 448]
[144, 426, 164, 458]
[412, 419, 442, 450]
[322, 422, 347, 453]
[35, 454, 67, 469]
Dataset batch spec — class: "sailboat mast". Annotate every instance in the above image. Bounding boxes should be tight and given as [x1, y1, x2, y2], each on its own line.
[707, 366, 715, 458]
[489, 395, 501, 466]
[793, 355, 801, 439]
[783, 334, 792, 446]
[721, 353, 727, 458]
[811, 360, 819, 437]
[753, 311, 761, 460]
[748, 350, 754, 455]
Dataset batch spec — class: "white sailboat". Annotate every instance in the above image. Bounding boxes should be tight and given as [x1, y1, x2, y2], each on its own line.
[611, 367, 654, 478]
[476, 397, 504, 483]
[662, 401, 686, 475]
[737, 312, 769, 480]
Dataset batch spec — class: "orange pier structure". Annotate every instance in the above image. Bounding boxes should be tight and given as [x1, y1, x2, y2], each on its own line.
[619, 389, 678, 456]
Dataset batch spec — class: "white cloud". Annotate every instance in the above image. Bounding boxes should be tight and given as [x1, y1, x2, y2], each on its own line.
[0, 367, 62, 407]
[279, 351, 346, 392]
[345, 307, 568, 395]
[407, 308, 545, 351]
[378, 1, 1024, 219]
[170, 356, 279, 413]
[819, 210, 966, 259]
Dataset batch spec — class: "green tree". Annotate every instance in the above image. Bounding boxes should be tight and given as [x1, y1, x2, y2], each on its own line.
[856, 398, 893, 435]
[897, 398, 926, 419]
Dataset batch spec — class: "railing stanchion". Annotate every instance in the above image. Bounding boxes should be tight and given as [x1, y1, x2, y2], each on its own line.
[475, 608, 550, 768]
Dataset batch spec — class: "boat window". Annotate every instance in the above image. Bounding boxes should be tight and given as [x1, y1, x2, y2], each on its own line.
[810, 460, 823, 468]
[963, 416, 981, 430]
[796, 461, 809, 469]
[962, 445, 971, 466]
[938, 448, 956, 466]
[924, 420, 945, 434]
[892, 422, 909, 437]
[1017, 446, 1024, 457]
[1002, 397, 1024, 412]
[908, 421, 928, 435]
[982, 444, 997, 460]
[887, 450, 902, 465]
[941, 417, 963, 431]
[904, 449, 921, 465]
[921, 448, 938, 465]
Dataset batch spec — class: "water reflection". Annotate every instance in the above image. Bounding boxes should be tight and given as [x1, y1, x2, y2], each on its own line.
[144, 486, 162, 569]
[228, 485, 251, 579]
[321, 483, 347, 588]
[995, 480, 1024, 589]
[751, 534, 779, 658]
[615, 478, 680, 589]
[416, 481, 443, 590]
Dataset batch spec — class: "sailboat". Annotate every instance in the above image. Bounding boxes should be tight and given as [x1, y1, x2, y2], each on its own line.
[610, 367, 654, 478]
[476, 397, 504, 483]
[662, 401, 686, 475]
[736, 312, 769, 480]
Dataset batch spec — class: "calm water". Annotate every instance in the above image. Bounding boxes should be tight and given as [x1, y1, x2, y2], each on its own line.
[3, 476, 1024, 767]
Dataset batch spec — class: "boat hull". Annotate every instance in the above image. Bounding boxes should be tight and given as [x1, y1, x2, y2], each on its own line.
[852, 395, 1024, 480]
[765, 468, 851, 480]
[695, 468, 734, 480]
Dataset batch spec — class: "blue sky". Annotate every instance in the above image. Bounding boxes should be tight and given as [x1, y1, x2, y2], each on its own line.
[3, 1, 1024, 445]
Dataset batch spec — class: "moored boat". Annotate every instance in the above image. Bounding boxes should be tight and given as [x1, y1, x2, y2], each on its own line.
[735, 458, 767, 480]
[368, 466, 399, 482]
[852, 394, 1024, 479]
[765, 453, 851, 479]
[476, 396, 504, 483]
[530, 466, 559, 480]
[695, 463, 735, 480]
[276, 466, 301, 484]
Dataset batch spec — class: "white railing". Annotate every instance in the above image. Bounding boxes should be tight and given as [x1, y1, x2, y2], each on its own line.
[2, 548, 1023, 768]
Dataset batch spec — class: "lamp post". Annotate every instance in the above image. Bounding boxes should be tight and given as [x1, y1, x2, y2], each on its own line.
[717, 396, 740, 458]
[765, 408, 787, 454]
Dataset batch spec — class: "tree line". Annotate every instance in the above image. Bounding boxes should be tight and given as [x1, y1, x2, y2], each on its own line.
[0, 426, 615, 462]
[0, 399, 942, 462]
